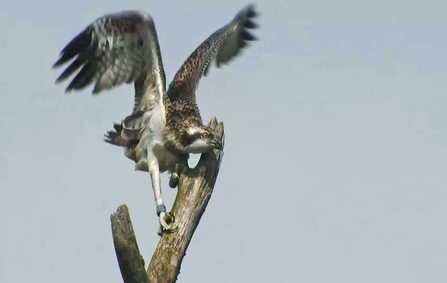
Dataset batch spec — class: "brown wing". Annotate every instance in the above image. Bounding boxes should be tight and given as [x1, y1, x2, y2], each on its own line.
[166, 4, 259, 104]
[53, 10, 166, 113]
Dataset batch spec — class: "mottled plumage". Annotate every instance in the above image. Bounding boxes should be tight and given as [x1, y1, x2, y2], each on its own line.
[53, 4, 259, 234]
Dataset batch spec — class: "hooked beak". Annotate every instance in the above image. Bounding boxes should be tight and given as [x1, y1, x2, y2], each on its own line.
[213, 139, 223, 150]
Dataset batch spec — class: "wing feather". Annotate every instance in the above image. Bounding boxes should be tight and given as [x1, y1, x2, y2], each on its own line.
[53, 11, 167, 113]
[167, 4, 259, 103]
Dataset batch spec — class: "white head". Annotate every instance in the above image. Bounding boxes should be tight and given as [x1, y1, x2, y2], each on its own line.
[181, 125, 222, 154]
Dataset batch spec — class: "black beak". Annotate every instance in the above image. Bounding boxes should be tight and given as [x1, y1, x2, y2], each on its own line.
[213, 139, 223, 150]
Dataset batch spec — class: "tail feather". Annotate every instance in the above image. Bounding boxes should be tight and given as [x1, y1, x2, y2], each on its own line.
[104, 123, 128, 147]
[113, 123, 123, 133]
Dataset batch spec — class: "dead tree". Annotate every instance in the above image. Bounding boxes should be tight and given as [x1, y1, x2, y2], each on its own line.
[111, 117, 224, 283]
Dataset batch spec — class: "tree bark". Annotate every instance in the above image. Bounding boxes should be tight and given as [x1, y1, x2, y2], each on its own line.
[111, 205, 150, 283]
[111, 117, 225, 283]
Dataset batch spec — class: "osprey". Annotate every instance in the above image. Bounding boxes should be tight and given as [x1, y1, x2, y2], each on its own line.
[53, 5, 258, 234]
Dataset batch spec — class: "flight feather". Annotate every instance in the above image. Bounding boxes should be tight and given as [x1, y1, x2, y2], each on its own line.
[53, 11, 167, 113]
[166, 4, 258, 104]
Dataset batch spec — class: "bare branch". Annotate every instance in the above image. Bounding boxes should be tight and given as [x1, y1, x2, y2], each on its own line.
[111, 205, 150, 283]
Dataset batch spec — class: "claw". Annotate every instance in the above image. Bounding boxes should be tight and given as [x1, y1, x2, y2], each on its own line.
[157, 212, 176, 236]
[169, 172, 179, 188]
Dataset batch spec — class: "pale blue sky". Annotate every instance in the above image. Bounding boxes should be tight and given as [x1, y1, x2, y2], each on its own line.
[1, 0, 447, 282]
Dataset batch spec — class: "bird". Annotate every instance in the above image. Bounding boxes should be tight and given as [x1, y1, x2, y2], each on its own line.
[53, 4, 259, 234]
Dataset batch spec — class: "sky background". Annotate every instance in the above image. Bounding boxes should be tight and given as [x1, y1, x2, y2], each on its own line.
[1, 0, 447, 282]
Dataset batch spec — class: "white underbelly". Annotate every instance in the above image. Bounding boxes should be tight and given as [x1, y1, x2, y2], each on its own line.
[133, 110, 177, 172]
[153, 143, 178, 172]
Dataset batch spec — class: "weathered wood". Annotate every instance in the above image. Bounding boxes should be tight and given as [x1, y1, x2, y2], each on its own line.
[111, 205, 150, 283]
[147, 117, 225, 283]
[111, 117, 224, 283]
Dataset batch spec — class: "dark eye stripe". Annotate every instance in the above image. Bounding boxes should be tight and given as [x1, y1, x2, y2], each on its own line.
[180, 129, 213, 146]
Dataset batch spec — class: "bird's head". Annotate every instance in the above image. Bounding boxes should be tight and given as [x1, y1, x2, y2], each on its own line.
[180, 124, 222, 153]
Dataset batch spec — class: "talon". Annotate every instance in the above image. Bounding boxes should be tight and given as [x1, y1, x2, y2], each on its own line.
[158, 212, 176, 235]
[169, 172, 179, 188]
[157, 226, 163, 236]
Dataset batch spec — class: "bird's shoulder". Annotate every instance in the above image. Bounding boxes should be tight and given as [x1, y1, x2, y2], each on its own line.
[165, 100, 202, 129]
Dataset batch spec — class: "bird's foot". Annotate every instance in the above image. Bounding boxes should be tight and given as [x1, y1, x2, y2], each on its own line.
[157, 211, 176, 236]
[169, 172, 180, 188]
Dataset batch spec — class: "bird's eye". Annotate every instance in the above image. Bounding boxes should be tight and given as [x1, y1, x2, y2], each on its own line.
[201, 133, 209, 139]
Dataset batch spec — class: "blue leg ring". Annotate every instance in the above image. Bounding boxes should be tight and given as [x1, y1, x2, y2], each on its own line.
[156, 205, 166, 216]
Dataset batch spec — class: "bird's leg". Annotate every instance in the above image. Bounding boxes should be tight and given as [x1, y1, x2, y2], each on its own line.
[147, 153, 176, 235]
[169, 157, 189, 189]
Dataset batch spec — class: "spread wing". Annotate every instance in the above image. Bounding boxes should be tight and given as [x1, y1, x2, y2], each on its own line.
[166, 4, 259, 104]
[53, 11, 166, 113]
